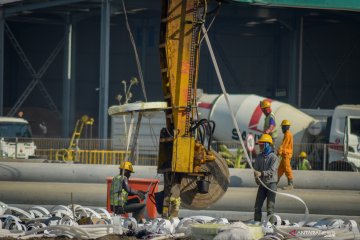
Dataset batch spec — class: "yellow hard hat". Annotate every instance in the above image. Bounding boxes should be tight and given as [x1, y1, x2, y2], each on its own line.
[281, 120, 291, 126]
[258, 134, 273, 145]
[260, 100, 271, 109]
[119, 161, 134, 173]
[299, 151, 307, 158]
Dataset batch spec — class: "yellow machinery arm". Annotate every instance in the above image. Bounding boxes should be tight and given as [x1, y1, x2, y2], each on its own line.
[158, 0, 229, 217]
[56, 115, 94, 161]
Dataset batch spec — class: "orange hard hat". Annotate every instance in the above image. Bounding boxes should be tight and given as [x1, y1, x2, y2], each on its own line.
[260, 100, 271, 109]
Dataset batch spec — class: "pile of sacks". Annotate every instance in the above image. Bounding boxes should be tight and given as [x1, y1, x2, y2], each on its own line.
[1, 201, 359, 239]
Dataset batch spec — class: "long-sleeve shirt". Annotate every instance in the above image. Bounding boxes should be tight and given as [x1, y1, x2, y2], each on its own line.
[254, 152, 280, 184]
[278, 130, 293, 157]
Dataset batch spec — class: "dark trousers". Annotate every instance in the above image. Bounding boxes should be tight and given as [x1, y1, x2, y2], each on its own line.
[111, 198, 146, 222]
[254, 182, 277, 222]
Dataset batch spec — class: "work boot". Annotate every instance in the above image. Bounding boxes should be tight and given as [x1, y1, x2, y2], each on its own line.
[282, 180, 294, 190]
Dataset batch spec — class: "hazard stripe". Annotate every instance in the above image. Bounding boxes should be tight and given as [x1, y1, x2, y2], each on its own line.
[198, 102, 212, 109]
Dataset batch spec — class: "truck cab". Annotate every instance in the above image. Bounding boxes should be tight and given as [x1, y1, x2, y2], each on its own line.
[0, 117, 37, 159]
[328, 105, 360, 170]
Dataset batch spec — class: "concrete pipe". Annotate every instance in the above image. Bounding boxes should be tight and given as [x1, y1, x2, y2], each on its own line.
[1, 181, 359, 216]
[1, 162, 360, 190]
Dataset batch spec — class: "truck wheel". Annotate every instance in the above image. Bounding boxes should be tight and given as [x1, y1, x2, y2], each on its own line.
[327, 161, 358, 172]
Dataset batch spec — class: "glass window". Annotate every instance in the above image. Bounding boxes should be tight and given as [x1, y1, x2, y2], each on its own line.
[350, 118, 360, 136]
[0, 122, 32, 138]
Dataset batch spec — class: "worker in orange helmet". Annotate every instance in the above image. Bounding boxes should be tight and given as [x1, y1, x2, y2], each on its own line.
[277, 120, 294, 190]
[260, 100, 277, 144]
[110, 161, 147, 222]
[253, 134, 280, 222]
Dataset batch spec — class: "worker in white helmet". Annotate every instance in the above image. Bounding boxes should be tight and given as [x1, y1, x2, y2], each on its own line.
[253, 134, 280, 223]
[110, 161, 146, 223]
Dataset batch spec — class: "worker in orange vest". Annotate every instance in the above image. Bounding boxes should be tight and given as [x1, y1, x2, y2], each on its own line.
[277, 120, 294, 190]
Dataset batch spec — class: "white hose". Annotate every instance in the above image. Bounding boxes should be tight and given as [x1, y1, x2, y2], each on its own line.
[201, 24, 309, 224]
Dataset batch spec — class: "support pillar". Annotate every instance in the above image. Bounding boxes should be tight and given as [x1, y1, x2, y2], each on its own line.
[63, 17, 72, 137]
[289, 15, 303, 107]
[98, 0, 110, 140]
[0, 11, 4, 116]
[297, 16, 304, 108]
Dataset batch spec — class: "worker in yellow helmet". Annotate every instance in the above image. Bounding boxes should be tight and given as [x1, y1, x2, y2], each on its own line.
[297, 151, 312, 170]
[253, 134, 280, 222]
[260, 100, 277, 143]
[277, 120, 294, 190]
[110, 161, 146, 222]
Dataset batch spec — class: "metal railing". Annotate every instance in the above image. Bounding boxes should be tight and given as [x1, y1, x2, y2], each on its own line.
[1, 137, 358, 172]
[211, 140, 359, 172]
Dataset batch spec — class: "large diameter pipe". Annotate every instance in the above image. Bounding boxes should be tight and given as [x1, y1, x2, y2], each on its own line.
[0, 162, 158, 183]
[1, 182, 359, 216]
[1, 162, 359, 190]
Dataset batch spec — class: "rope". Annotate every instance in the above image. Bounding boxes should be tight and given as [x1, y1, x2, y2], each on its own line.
[201, 24, 309, 224]
[121, 0, 147, 102]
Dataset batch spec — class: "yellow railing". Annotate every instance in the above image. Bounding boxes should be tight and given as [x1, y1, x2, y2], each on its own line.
[36, 149, 128, 165]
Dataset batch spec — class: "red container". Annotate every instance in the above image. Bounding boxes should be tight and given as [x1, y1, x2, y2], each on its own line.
[106, 177, 159, 219]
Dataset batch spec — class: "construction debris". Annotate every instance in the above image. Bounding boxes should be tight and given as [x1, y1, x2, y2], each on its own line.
[0, 201, 359, 239]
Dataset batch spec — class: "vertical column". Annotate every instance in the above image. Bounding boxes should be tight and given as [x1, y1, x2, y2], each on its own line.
[70, 22, 77, 137]
[288, 16, 300, 106]
[0, 11, 4, 116]
[63, 17, 72, 137]
[98, 0, 110, 140]
[297, 16, 304, 108]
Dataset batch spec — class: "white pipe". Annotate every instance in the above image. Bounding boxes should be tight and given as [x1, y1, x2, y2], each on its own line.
[1, 182, 359, 216]
[1, 162, 359, 190]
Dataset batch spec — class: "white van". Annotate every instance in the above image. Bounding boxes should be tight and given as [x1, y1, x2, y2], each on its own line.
[0, 117, 37, 159]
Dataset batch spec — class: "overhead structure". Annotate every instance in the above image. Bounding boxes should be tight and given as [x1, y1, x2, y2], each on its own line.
[229, 0, 360, 12]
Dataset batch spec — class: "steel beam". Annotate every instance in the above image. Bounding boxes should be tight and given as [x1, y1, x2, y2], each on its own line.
[297, 16, 303, 108]
[230, 0, 360, 12]
[4, 0, 87, 17]
[288, 16, 299, 106]
[63, 18, 72, 137]
[0, 13, 4, 116]
[5, 22, 63, 117]
[98, 0, 110, 140]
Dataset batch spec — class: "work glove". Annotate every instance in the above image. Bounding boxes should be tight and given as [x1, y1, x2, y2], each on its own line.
[254, 170, 262, 178]
[137, 191, 146, 201]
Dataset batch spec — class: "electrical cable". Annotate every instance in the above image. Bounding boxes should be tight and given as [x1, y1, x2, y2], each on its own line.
[121, 0, 147, 102]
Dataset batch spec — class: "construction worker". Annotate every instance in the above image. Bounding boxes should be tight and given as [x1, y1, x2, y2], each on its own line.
[277, 120, 294, 190]
[253, 134, 280, 222]
[17, 111, 24, 118]
[260, 100, 277, 144]
[297, 151, 312, 170]
[110, 161, 146, 222]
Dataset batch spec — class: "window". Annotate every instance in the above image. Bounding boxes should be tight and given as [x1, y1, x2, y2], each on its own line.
[0, 122, 32, 138]
[350, 118, 360, 136]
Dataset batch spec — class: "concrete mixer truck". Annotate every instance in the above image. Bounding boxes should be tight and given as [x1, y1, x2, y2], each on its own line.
[197, 92, 360, 171]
